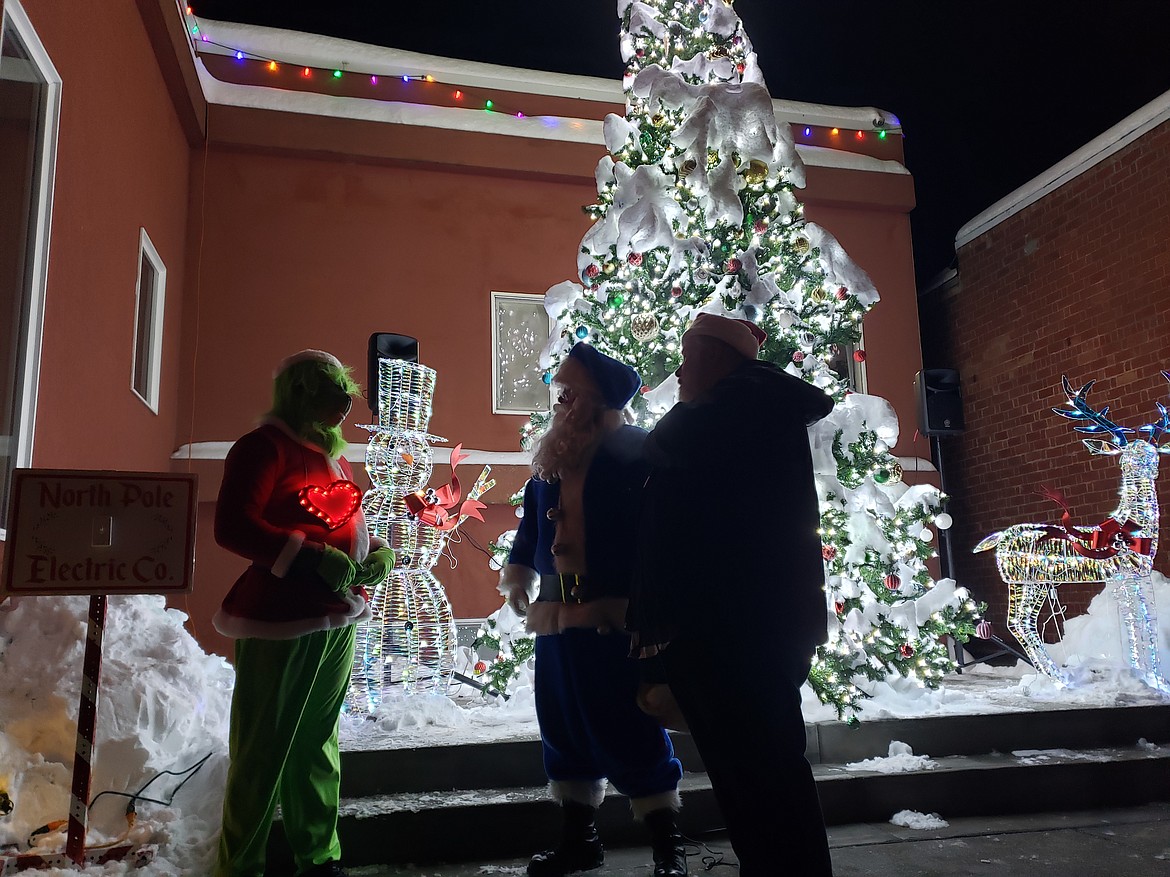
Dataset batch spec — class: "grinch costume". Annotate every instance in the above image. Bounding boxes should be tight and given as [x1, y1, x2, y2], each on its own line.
[213, 350, 392, 877]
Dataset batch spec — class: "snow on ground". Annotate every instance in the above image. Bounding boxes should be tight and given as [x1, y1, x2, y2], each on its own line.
[2, 573, 1168, 874]
[889, 810, 949, 830]
[0, 595, 233, 875]
[844, 741, 936, 773]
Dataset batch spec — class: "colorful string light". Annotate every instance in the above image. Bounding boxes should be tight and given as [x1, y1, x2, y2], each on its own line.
[182, 7, 899, 143]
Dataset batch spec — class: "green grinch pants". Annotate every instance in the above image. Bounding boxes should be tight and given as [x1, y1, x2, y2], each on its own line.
[215, 624, 356, 877]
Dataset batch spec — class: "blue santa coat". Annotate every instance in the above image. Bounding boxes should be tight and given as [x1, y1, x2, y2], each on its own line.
[509, 426, 681, 798]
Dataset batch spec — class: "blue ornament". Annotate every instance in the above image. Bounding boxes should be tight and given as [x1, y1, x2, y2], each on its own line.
[542, 371, 553, 385]
[575, 326, 589, 339]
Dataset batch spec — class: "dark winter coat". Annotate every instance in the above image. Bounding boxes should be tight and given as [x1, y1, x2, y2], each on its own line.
[628, 359, 834, 661]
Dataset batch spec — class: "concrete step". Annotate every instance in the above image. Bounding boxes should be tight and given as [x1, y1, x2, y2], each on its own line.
[264, 704, 1170, 869]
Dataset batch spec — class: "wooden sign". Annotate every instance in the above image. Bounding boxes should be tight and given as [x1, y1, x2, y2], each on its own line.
[1, 469, 197, 598]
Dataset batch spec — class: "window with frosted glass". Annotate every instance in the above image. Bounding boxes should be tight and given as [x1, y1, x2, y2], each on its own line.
[491, 292, 552, 414]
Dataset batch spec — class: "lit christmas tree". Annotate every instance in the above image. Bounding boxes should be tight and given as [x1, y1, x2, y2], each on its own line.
[484, 0, 981, 718]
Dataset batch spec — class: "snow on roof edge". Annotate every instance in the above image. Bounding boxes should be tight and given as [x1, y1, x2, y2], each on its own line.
[956, 88, 1170, 249]
[195, 17, 901, 131]
[197, 60, 908, 175]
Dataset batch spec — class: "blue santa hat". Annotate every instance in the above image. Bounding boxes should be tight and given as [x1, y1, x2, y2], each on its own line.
[567, 342, 641, 410]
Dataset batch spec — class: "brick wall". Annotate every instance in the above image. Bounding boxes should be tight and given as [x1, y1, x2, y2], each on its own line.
[923, 118, 1170, 645]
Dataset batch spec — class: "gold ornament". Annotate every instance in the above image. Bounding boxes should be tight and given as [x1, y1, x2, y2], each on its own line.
[887, 462, 904, 485]
[742, 159, 768, 184]
[651, 113, 666, 127]
[678, 158, 698, 179]
[630, 312, 661, 343]
[708, 45, 729, 59]
[809, 287, 827, 304]
[793, 237, 810, 255]
[707, 148, 720, 167]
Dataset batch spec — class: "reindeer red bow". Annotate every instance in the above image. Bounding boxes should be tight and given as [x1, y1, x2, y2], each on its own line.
[1037, 485, 1153, 559]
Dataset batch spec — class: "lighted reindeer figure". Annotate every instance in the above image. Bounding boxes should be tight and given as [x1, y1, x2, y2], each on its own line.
[974, 374, 1170, 687]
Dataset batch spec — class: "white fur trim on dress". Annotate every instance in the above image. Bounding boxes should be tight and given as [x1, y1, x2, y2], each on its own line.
[630, 789, 682, 819]
[272, 530, 306, 578]
[212, 599, 371, 641]
[550, 779, 607, 809]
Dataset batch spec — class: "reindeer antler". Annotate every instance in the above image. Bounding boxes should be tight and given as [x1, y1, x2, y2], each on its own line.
[1138, 371, 1170, 445]
[1051, 376, 1134, 446]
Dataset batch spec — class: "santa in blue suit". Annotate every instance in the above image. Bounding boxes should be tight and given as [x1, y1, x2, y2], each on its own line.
[499, 343, 686, 877]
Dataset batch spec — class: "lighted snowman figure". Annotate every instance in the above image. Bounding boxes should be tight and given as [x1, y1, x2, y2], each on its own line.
[348, 358, 492, 709]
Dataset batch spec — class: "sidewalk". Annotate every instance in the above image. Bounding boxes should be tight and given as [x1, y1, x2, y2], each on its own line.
[348, 802, 1170, 876]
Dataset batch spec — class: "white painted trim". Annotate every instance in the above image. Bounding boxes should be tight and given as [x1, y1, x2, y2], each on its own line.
[171, 441, 931, 473]
[957, 88, 1170, 249]
[131, 228, 167, 413]
[197, 62, 907, 175]
[897, 456, 937, 474]
[1, 0, 62, 539]
[172, 441, 532, 467]
[185, 16, 906, 175]
[192, 17, 902, 133]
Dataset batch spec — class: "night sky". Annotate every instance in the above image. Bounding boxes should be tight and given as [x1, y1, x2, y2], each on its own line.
[189, 1, 1170, 287]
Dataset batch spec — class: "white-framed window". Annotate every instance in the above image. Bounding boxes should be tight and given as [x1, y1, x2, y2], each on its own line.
[490, 291, 553, 415]
[828, 332, 868, 394]
[0, 0, 61, 536]
[131, 228, 166, 411]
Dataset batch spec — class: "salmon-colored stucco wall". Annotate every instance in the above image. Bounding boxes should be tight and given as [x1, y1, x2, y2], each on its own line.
[20, 0, 191, 475]
[2, 3, 930, 663]
[4, 0, 192, 617]
[176, 143, 929, 659]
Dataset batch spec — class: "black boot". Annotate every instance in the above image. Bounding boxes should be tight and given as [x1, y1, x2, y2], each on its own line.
[528, 800, 605, 876]
[645, 808, 687, 877]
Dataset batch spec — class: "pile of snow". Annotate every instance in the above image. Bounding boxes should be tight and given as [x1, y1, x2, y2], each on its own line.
[844, 741, 936, 774]
[0, 595, 233, 875]
[889, 810, 949, 830]
[341, 645, 538, 751]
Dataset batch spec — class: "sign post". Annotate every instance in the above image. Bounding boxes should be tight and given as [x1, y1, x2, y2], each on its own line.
[1, 469, 197, 871]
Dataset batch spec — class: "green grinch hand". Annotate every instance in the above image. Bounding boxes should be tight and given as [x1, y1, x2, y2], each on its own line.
[354, 546, 396, 587]
[316, 544, 358, 592]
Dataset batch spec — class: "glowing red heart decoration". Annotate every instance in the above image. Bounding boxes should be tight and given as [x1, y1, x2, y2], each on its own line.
[299, 480, 362, 530]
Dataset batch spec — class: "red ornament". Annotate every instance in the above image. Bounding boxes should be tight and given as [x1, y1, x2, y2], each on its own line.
[976, 620, 993, 640]
[899, 644, 915, 658]
[792, 351, 806, 363]
[474, 660, 488, 674]
[853, 350, 867, 363]
[585, 264, 600, 279]
[298, 480, 362, 530]
[628, 252, 644, 266]
[883, 573, 901, 591]
[736, 62, 746, 74]
[726, 257, 742, 274]
[670, 286, 683, 298]
[753, 219, 769, 234]
[640, 385, 652, 395]
[590, 283, 601, 292]
[636, 48, 645, 58]
[835, 287, 849, 301]
[821, 545, 837, 562]
[834, 600, 845, 615]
